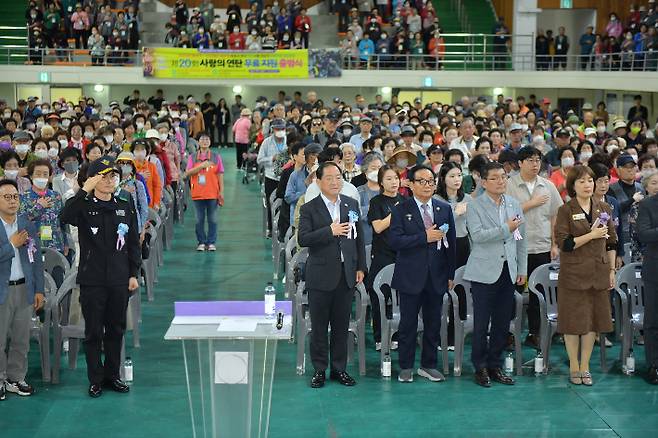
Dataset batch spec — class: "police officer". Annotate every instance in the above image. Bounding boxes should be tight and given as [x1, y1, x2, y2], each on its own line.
[60, 156, 141, 398]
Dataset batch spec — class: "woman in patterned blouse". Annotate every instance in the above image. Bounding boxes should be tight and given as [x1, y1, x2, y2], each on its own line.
[19, 159, 67, 255]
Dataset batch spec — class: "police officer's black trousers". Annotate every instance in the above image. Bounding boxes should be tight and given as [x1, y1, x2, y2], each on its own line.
[80, 285, 129, 384]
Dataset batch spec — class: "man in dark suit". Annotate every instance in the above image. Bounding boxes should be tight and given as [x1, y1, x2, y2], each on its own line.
[637, 185, 658, 384]
[298, 162, 366, 388]
[388, 165, 456, 383]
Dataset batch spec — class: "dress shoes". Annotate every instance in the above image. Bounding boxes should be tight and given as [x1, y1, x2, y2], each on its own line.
[330, 370, 356, 386]
[103, 378, 130, 393]
[88, 384, 103, 398]
[648, 367, 658, 385]
[488, 368, 515, 385]
[310, 370, 325, 388]
[474, 369, 491, 388]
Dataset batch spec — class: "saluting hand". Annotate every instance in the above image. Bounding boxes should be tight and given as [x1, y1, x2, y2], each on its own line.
[82, 174, 103, 193]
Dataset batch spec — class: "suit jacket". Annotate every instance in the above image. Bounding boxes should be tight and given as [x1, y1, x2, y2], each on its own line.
[0, 215, 45, 305]
[636, 194, 658, 282]
[298, 194, 366, 291]
[464, 194, 527, 285]
[388, 197, 456, 295]
[555, 198, 617, 291]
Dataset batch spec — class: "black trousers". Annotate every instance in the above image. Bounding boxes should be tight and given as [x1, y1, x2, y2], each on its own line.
[471, 264, 515, 371]
[236, 142, 249, 169]
[80, 285, 129, 384]
[398, 273, 444, 370]
[524, 252, 551, 335]
[308, 270, 353, 372]
[264, 177, 278, 232]
[645, 278, 658, 368]
[217, 125, 229, 147]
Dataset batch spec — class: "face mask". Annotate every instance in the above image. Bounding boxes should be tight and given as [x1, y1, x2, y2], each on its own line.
[274, 130, 286, 139]
[136, 122, 145, 130]
[3, 112, 10, 118]
[343, 129, 352, 137]
[16, 144, 30, 154]
[36, 121, 44, 129]
[33, 177, 48, 189]
[121, 164, 133, 176]
[104, 135, 114, 144]
[34, 149, 48, 159]
[4, 169, 18, 179]
[84, 131, 95, 139]
[159, 133, 168, 142]
[532, 135, 544, 143]
[597, 126, 606, 134]
[180, 114, 188, 121]
[428, 117, 438, 125]
[366, 170, 378, 182]
[580, 151, 592, 161]
[64, 161, 79, 174]
[59, 139, 69, 148]
[134, 150, 147, 160]
[396, 158, 408, 168]
[630, 126, 642, 135]
[606, 144, 619, 154]
[251, 30, 257, 35]
[62, 119, 71, 128]
[520, 124, 529, 131]
[48, 147, 59, 158]
[421, 142, 432, 150]
[561, 157, 575, 168]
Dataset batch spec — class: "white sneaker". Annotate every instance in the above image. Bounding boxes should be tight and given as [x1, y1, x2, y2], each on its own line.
[207, 244, 217, 251]
[196, 244, 206, 252]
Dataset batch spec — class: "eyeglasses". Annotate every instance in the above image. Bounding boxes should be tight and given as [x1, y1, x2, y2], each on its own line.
[1, 194, 19, 201]
[486, 175, 509, 182]
[312, 122, 322, 126]
[523, 158, 542, 164]
[413, 179, 436, 186]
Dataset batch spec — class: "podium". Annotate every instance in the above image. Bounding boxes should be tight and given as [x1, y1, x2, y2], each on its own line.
[164, 301, 292, 438]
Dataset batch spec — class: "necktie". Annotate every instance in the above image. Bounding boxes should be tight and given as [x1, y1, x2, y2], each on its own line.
[421, 204, 433, 229]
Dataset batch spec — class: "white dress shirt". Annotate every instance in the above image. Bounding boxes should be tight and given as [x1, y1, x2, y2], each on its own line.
[413, 196, 434, 225]
[2, 216, 25, 281]
[320, 192, 344, 262]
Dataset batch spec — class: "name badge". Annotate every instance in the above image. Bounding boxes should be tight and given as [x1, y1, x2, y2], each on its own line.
[198, 174, 206, 185]
[116, 209, 126, 217]
[40, 225, 53, 241]
[572, 213, 586, 221]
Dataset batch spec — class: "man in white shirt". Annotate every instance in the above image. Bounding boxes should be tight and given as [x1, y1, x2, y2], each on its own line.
[449, 117, 479, 167]
[0, 179, 44, 400]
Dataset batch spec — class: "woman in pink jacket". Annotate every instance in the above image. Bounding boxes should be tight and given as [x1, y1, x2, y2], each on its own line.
[232, 108, 252, 169]
[71, 4, 90, 49]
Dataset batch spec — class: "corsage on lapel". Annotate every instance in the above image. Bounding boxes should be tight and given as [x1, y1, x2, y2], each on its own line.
[512, 214, 523, 241]
[116, 223, 129, 250]
[26, 236, 37, 264]
[438, 223, 449, 250]
[347, 210, 358, 239]
[405, 213, 412, 221]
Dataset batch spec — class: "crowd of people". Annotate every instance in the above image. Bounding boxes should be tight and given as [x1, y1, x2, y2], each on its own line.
[25, 1, 141, 65]
[0, 85, 657, 399]
[165, 0, 313, 50]
[241, 89, 658, 387]
[536, 2, 658, 71]
[338, 1, 446, 69]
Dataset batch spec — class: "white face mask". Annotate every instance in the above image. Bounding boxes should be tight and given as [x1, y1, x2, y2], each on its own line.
[34, 149, 48, 159]
[48, 147, 59, 158]
[396, 158, 408, 168]
[366, 170, 379, 182]
[33, 177, 49, 189]
[104, 135, 114, 144]
[606, 144, 619, 154]
[36, 121, 44, 129]
[59, 139, 68, 148]
[180, 114, 188, 121]
[159, 133, 168, 142]
[597, 125, 606, 134]
[62, 119, 71, 128]
[121, 164, 133, 176]
[343, 129, 352, 137]
[561, 157, 575, 168]
[274, 130, 286, 139]
[520, 124, 529, 131]
[134, 150, 147, 160]
[136, 122, 145, 130]
[3, 169, 18, 179]
[580, 151, 592, 161]
[428, 117, 438, 125]
[84, 131, 94, 139]
[16, 144, 31, 154]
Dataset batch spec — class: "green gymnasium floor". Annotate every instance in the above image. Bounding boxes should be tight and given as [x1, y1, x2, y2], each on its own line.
[3, 150, 658, 437]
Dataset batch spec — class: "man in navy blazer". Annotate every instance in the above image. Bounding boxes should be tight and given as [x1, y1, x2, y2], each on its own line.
[0, 179, 44, 400]
[389, 165, 456, 383]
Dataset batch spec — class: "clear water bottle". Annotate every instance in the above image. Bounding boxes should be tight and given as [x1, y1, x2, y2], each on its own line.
[382, 354, 392, 379]
[534, 352, 544, 376]
[264, 282, 276, 319]
[504, 352, 514, 375]
[123, 357, 133, 383]
[625, 349, 636, 375]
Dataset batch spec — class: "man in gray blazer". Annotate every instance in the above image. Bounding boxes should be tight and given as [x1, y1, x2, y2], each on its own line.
[0, 179, 44, 400]
[465, 162, 527, 388]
